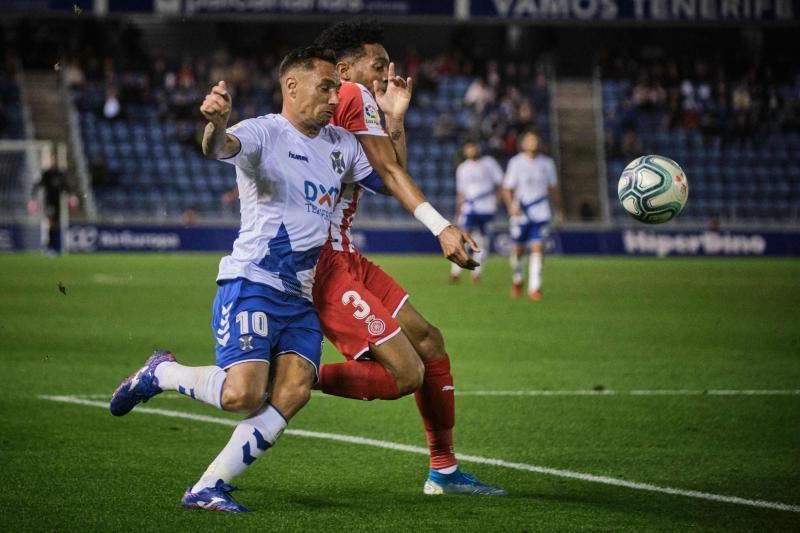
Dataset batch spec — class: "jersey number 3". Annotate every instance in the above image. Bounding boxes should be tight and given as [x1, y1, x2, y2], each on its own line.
[341, 290, 370, 319]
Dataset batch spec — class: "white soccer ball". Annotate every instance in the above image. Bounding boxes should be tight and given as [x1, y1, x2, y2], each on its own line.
[617, 155, 689, 224]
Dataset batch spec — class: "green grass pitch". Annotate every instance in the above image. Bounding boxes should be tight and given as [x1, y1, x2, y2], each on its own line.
[1, 253, 798, 531]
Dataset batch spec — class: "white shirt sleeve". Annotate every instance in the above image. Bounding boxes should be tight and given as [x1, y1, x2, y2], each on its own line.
[342, 133, 376, 184]
[503, 158, 519, 189]
[221, 118, 269, 172]
[455, 164, 466, 195]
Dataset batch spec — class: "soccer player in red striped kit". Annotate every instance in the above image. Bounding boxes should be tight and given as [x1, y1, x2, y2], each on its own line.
[313, 20, 505, 495]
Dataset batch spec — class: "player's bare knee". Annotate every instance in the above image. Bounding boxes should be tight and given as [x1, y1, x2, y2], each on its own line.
[220, 386, 264, 413]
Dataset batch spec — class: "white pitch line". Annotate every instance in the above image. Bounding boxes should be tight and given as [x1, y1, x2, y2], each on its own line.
[73, 389, 800, 401]
[457, 390, 800, 397]
[39, 395, 800, 514]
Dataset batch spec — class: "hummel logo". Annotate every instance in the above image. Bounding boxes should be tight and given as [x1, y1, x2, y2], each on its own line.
[441, 385, 455, 392]
[217, 303, 233, 346]
[289, 151, 309, 162]
[196, 497, 226, 508]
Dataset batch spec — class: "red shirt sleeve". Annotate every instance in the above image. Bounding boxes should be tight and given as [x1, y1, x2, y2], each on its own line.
[332, 82, 368, 133]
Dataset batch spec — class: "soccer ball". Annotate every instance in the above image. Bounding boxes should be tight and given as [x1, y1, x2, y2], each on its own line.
[617, 155, 689, 224]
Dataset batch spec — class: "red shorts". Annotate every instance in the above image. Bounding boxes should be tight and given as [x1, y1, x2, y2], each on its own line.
[313, 245, 408, 359]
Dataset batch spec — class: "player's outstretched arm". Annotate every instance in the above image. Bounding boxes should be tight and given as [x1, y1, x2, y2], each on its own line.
[359, 134, 479, 269]
[501, 186, 520, 217]
[200, 81, 241, 160]
[374, 62, 412, 169]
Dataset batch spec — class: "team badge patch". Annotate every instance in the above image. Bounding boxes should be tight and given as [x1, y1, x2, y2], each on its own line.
[240, 335, 254, 351]
[330, 150, 345, 174]
[367, 318, 386, 336]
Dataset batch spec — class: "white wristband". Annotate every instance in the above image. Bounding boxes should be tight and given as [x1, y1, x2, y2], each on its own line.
[414, 202, 451, 236]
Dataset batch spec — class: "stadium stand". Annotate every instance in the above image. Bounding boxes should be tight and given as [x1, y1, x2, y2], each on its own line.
[602, 53, 800, 224]
[0, 65, 24, 140]
[0, 55, 28, 217]
[69, 47, 550, 221]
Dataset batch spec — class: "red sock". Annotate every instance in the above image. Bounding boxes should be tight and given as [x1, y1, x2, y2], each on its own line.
[319, 361, 401, 400]
[414, 355, 457, 470]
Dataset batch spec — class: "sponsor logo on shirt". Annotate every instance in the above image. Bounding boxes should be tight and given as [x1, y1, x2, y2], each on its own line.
[289, 151, 309, 162]
[304, 180, 340, 220]
[304, 180, 340, 207]
[364, 104, 381, 128]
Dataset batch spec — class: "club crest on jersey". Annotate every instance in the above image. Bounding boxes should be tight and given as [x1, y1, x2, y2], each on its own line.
[239, 335, 254, 352]
[330, 150, 345, 174]
[366, 316, 386, 336]
[364, 104, 381, 127]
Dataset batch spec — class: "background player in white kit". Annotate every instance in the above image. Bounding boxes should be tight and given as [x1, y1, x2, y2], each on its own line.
[109, 47, 377, 512]
[502, 130, 562, 300]
[449, 140, 504, 284]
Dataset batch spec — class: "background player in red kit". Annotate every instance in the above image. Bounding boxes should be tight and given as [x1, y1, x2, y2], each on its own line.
[313, 20, 505, 495]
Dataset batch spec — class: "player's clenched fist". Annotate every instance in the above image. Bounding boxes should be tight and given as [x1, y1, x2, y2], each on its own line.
[200, 81, 232, 128]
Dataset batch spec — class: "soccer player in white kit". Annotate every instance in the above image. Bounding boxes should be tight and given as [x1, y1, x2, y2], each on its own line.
[449, 141, 504, 283]
[109, 47, 378, 512]
[502, 131, 561, 300]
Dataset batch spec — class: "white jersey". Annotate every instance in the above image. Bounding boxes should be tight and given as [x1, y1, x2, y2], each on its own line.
[327, 81, 386, 253]
[218, 114, 373, 300]
[503, 153, 557, 224]
[456, 156, 503, 216]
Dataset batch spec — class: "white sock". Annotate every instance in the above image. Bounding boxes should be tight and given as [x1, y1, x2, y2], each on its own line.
[154, 362, 226, 409]
[472, 233, 487, 278]
[510, 254, 523, 284]
[435, 464, 459, 475]
[191, 404, 287, 493]
[529, 252, 542, 292]
[450, 261, 462, 277]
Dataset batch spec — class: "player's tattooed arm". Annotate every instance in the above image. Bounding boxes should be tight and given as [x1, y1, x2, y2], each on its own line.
[385, 121, 407, 169]
[359, 135, 479, 270]
[374, 63, 411, 169]
[200, 81, 240, 159]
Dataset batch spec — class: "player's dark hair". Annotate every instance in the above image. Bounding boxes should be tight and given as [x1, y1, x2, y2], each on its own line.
[521, 129, 540, 139]
[314, 19, 385, 61]
[279, 46, 337, 78]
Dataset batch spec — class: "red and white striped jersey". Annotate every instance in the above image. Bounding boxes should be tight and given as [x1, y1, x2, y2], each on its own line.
[327, 81, 386, 252]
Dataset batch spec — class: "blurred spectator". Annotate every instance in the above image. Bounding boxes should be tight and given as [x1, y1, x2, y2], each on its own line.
[433, 112, 457, 141]
[29, 152, 78, 254]
[464, 77, 493, 113]
[103, 87, 121, 119]
[89, 154, 117, 190]
[619, 129, 643, 161]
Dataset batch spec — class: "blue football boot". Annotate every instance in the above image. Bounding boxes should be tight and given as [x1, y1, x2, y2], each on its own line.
[109, 350, 175, 416]
[423, 468, 507, 496]
[182, 480, 250, 512]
